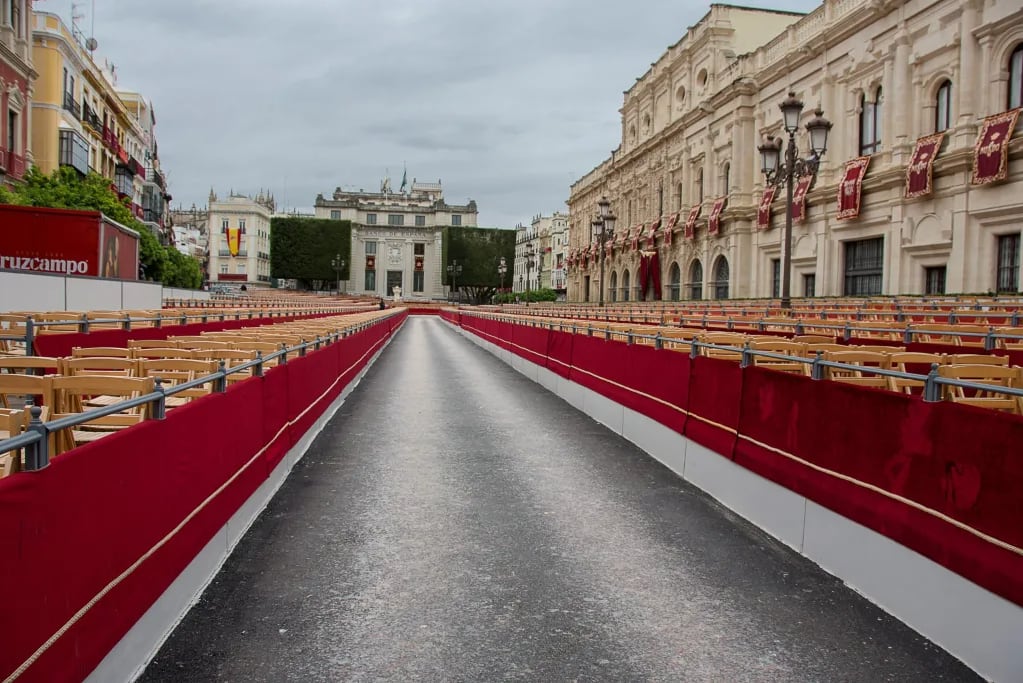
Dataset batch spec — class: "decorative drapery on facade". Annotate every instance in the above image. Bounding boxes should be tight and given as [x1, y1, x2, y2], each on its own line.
[757, 186, 776, 230]
[971, 108, 1021, 185]
[638, 250, 661, 300]
[791, 175, 813, 222]
[414, 255, 424, 271]
[646, 218, 661, 249]
[905, 132, 945, 198]
[630, 225, 641, 251]
[684, 205, 701, 240]
[837, 156, 871, 220]
[707, 197, 727, 235]
[226, 228, 241, 256]
[663, 212, 679, 247]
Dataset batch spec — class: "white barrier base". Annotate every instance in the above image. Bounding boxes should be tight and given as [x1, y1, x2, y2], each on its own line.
[87, 323, 402, 683]
[449, 319, 1023, 683]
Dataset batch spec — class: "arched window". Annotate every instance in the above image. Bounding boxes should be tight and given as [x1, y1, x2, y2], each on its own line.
[688, 260, 703, 300]
[622, 269, 631, 302]
[721, 162, 731, 196]
[859, 87, 882, 155]
[1010, 44, 1023, 109]
[935, 80, 952, 132]
[695, 168, 704, 204]
[668, 262, 681, 301]
[609, 271, 618, 302]
[712, 256, 730, 299]
[676, 182, 684, 210]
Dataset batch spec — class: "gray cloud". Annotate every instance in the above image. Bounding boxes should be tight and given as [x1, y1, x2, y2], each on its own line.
[43, 0, 818, 225]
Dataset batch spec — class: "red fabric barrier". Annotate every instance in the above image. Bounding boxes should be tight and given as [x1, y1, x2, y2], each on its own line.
[734, 367, 1023, 606]
[454, 314, 1023, 609]
[546, 329, 574, 378]
[510, 323, 551, 367]
[32, 312, 338, 357]
[0, 315, 400, 682]
[684, 356, 742, 457]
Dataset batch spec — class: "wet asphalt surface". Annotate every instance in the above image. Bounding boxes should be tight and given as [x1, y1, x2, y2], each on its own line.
[139, 316, 978, 682]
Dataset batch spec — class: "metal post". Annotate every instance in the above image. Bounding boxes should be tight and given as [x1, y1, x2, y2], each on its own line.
[24, 404, 49, 470]
[24, 316, 34, 356]
[153, 377, 167, 420]
[922, 363, 941, 402]
[781, 131, 795, 310]
[214, 361, 228, 392]
[810, 350, 824, 380]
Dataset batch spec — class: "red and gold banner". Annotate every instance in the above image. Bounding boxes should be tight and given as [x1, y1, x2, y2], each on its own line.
[414, 256, 424, 271]
[971, 108, 1021, 186]
[630, 225, 641, 251]
[757, 186, 776, 230]
[366, 255, 376, 270]
[684, 204, 701, 240]
[663, 212, 678, 247]
[226, 228, 241, 256]
[646, 218, 661, 249]
[605, 238, 613, 257]
[904, 132, 944, 199]
[837, 156, 871, 221]
[707, 197, 727, 235]
[791, 175, 813, 222]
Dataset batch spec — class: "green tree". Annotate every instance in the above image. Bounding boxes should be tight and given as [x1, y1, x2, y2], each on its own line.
[442, 226, 516, 304]
[270, 217, 351, 290]
[0, 166, 201, 288]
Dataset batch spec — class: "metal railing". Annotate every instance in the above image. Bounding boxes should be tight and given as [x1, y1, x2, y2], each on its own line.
[0, 311, 402, 465]
[0, 307, 361, 356]
[455, 311, 1023, 406]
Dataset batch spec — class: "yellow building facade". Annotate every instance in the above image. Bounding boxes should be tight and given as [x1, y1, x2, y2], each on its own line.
[30, 12, 147, 217]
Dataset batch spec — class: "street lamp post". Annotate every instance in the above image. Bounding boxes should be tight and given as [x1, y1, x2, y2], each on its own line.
[758, 92, 832, 310]
[330, 254, 346, 295]
[524, 241, 534, 308]
[446, 260, 462, 304]
[593, 196, 617, 307]
[498, 256, 507, 294]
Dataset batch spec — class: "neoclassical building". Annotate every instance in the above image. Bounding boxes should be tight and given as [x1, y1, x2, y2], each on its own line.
[567, 0, 1023, 302]
[314, 178, 478, 299]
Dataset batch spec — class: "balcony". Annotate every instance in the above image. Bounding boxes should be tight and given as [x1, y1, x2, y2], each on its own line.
[2, 150, 26, 179]
[218, 250, 248, 258]
[81, 103, 103, 134]
[62, 92, 81, 120]
[102, 126, 116, 150]
[131, 158, 145, 179]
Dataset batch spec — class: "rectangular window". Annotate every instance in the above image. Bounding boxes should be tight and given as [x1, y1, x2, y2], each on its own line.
[236, 263, 246, 274]
[365, 241, 377, 255]
[803, 273, 816, 298]
[771, 258, 781, 298]
[219, 264, 228, 274]
[239, 219, 246, 232]
[58, 130, 90, 175]
[364, 269, 376, 292]
[413, 270, 424, 292]
[843, 237, 884, 296]
[330, 210, 341, 220]
[7, 109, 16, 152]
[996, 234, 1020, 292]
[221, 218, 229, 232]
[924, 266, 946, 295]
[366, 213, 377, 225]
[451, 214, 462, 226]
[414, 243, 425, 256]
[415, 215, 426, 227]
[388, 214, 404, 226]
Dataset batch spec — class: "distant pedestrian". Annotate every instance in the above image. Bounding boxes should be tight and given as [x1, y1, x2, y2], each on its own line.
[378, 297, 386, 310]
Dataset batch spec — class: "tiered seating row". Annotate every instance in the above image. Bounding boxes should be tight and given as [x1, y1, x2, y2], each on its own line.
[471, 313, 1023, 415]
[0, 310, 399, 477]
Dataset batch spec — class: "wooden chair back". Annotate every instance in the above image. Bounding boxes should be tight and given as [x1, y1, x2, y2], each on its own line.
[823, 351, 890, 387]
[63, 357, 139, 377]
[70, 346, 131, 359]
[50, 375, 155, 453]
[944, 354, 1009, 367]
[0, 356, 62, 374]
[139, 359, 218, 402]
[0, 374, 54, 410]
[128, 339, 181, 349]
[887, 353, 944, 394]
[938, 364, 1020, 413]
[130, 348, 196, 360]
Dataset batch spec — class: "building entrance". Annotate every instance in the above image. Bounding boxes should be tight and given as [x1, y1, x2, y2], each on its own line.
[386, 270, 403, 297]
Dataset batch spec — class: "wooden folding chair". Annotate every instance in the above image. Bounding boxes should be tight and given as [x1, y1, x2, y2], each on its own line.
[0, 356, 62, 376]
[50, 376, 155, 453]
[938, 364, 1020, 413]
[0, 374, 54, 410]
[70, 346, 131, 359]
[698, 333, 747, 361]
[944, 354, 1009, 367]
[750, 340, 808, 375]
[63, 357, 139, 377]
[886, 352, 944, 394]
[823, 351, 890, 387]
[138, 359, 218, 408]
[195, 349, 258, 384]
[128, 339, 181, 350]
[792, 335, 835, 344]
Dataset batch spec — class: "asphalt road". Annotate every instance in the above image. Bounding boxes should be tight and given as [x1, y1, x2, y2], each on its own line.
[139, 316, 978, 682]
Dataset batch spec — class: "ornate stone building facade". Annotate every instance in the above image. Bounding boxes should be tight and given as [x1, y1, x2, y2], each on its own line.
[314, 178, 478, 299]
[567, 0, 1023, 302]
[206, 189, 275, 288]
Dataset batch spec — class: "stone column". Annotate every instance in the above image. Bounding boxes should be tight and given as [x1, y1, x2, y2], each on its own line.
[956, 0, 981, 133]
[891, 28, 913, 163]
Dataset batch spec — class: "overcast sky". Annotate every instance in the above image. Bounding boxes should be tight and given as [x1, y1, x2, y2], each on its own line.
[40, 0, 817, 227]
